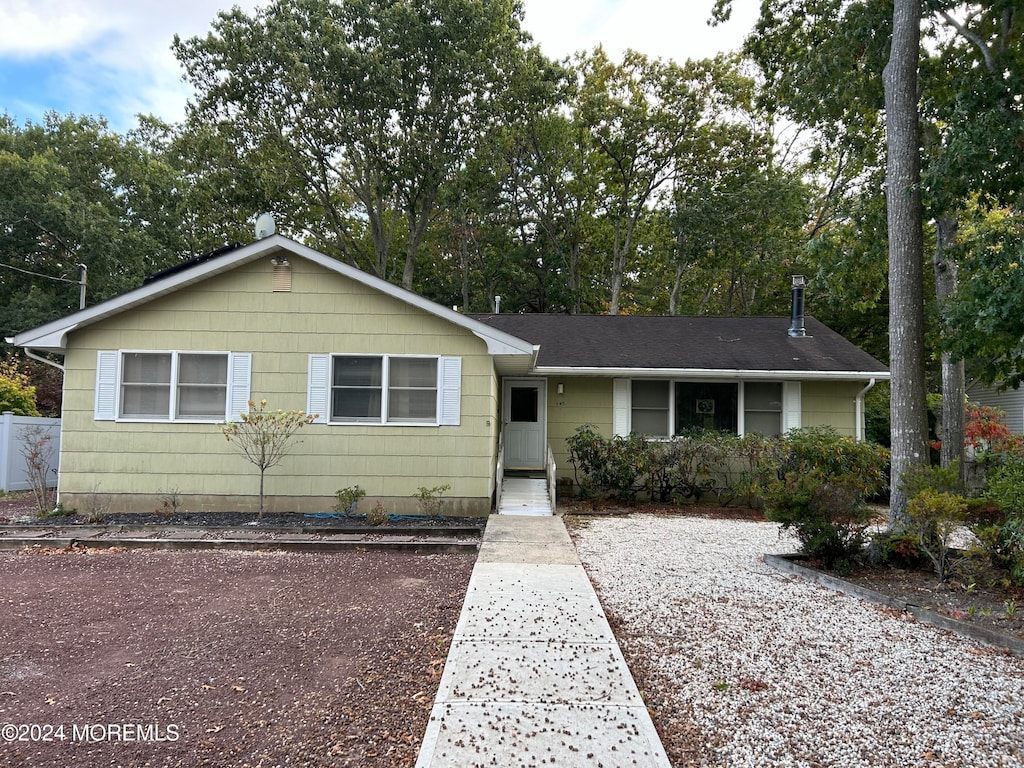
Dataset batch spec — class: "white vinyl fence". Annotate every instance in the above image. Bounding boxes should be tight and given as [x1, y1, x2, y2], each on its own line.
[0, 413, 60, 492]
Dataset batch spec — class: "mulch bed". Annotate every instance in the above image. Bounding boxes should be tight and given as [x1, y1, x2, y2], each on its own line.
[0, 547, 475, 768]
[0, 493, 486, 530]
[836, 560, 1024, 640]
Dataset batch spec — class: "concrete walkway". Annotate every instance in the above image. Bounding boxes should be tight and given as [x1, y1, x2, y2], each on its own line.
[415, 514, 671, 768]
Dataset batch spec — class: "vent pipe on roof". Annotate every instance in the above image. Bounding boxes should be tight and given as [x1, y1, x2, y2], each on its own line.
[788, 275, 807, 338]
[494, 295, 502, 314]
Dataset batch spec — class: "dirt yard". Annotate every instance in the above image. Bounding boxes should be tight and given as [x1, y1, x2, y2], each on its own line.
[0, 547, 475, 768]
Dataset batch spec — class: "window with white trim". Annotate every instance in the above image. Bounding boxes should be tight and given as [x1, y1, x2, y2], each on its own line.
[308, 354, 461, 426]
[622, 380, 788, 437]
[94, 350, 251, 422]
[630, 380, 671, 437]
[743, 382, 784, 436]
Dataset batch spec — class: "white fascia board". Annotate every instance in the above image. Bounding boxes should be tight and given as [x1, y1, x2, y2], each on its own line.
[12, 235, 535, 358]
[533, 366, 891, 381]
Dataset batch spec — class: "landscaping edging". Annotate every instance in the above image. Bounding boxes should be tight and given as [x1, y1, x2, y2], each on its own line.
[0, 535, 480, 554]
[764, 553, 1024, 658]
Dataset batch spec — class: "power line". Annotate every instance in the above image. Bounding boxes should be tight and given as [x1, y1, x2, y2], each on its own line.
[0, 261, 79, 284]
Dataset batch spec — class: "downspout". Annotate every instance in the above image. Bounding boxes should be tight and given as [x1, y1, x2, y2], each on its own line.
[855, 378, 876, 442]
[3, 337, 66, 373]
[24, 349, 66, 373]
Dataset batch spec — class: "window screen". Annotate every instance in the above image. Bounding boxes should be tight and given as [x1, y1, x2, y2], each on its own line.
[631, 380, 670, 436]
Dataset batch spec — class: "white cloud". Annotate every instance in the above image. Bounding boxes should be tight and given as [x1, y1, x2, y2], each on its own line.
[1, 0, 760, 132]
[0, 1, 115, 57]
[0, 0, 257, 129]
[520, 0, 761, 63]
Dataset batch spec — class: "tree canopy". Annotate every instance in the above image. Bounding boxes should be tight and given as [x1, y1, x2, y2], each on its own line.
[3, 0, 1024, 464]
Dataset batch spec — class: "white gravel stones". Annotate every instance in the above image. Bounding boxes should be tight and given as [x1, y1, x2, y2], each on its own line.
[571, 515, 1024, 768]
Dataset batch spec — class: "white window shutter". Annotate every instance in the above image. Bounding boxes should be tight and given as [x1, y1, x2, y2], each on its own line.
[613, 379, 630, 436]
[783, 381, 802, 434]
[307, 354, 330, 424]
[227, 353, 252, 420]
[439, 356, 462, 426]
[94, 350, 118, 420]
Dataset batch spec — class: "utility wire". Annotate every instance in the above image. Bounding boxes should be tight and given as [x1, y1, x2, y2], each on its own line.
[0, 262, 80, 284]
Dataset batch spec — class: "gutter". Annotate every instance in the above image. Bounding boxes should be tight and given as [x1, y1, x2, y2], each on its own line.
[6, 336, 66, 372]
[855, 378, 876, 442]
[532, 366, 891, 382]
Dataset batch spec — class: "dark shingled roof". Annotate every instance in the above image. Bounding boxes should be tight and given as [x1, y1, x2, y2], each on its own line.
[471, 314, 888, 374]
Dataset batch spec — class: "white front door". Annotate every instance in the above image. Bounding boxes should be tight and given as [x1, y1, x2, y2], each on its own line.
[503, 379, 546, 470]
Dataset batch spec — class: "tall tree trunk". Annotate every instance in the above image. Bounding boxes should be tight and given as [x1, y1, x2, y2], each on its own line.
[566, 241, 583, 315]
[883, 0, 929, 528]
[669, 226, 687, 315]
[670, 262, 684, 315]
[459, 216, 471, 312]
[934, 215, 965, 476]
[609, 221, 626, 315]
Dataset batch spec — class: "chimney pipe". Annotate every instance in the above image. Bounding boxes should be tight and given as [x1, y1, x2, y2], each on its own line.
[494, 295, 502, 314]
[788, 275, 807, 338]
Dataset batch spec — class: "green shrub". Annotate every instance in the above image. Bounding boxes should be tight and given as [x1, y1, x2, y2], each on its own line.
[985, 458, 1024, 516]
[760, 427, 889, 574]
[642, 431, 734, 503]
[367, 500, 388, 525]
[873, 531, 929, 569]
[333, 485, 366, 514]
[900, 461, 966, 499]
[0, 374, 40, 416]
[415, 484, 451, 516]
[905, 488, 969, 582]
[977, 458, 1024, 585]
[566, 426, 743, 503]
[565, 426, 645, 501]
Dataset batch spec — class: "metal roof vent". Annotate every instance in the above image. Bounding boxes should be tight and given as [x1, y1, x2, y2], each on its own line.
[788, 275, 808, 338]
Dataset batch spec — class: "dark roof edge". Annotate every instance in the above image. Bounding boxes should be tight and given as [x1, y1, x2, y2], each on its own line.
[143, 242, 244, 285]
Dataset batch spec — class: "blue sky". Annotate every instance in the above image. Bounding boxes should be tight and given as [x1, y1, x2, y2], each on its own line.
[0, 0, 760, 134]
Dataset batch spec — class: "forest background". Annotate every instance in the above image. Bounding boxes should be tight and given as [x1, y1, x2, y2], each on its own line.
[0, 0, 1021, 470]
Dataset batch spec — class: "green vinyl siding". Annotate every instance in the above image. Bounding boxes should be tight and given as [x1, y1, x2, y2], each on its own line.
[59, 257, 498, 513]
[545, 377, 614, 482]
[801, 381, 865, 437]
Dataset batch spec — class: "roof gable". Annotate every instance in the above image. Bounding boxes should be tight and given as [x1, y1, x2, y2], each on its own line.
[10, 236, 535, 359]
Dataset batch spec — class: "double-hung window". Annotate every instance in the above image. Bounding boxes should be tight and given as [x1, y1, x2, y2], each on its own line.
[630, 381, 671, 437]
[95, 350, 251, 422]
[308, 354, 462, 426]
[330, 355, 439, 424]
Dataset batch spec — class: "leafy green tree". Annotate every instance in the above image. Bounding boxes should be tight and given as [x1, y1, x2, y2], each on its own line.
[220, 400, 316, 517]
[577, 49, 738, 315]
[0, 358, 40, 416]
[0, 114, 187, 341]
[945, 207, 1024, 388]
[174, 0, 540, 291]
[655, 118, 809, 317]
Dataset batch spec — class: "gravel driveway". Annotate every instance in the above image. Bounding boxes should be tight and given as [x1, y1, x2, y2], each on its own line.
[570, 514, 1024, 768]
